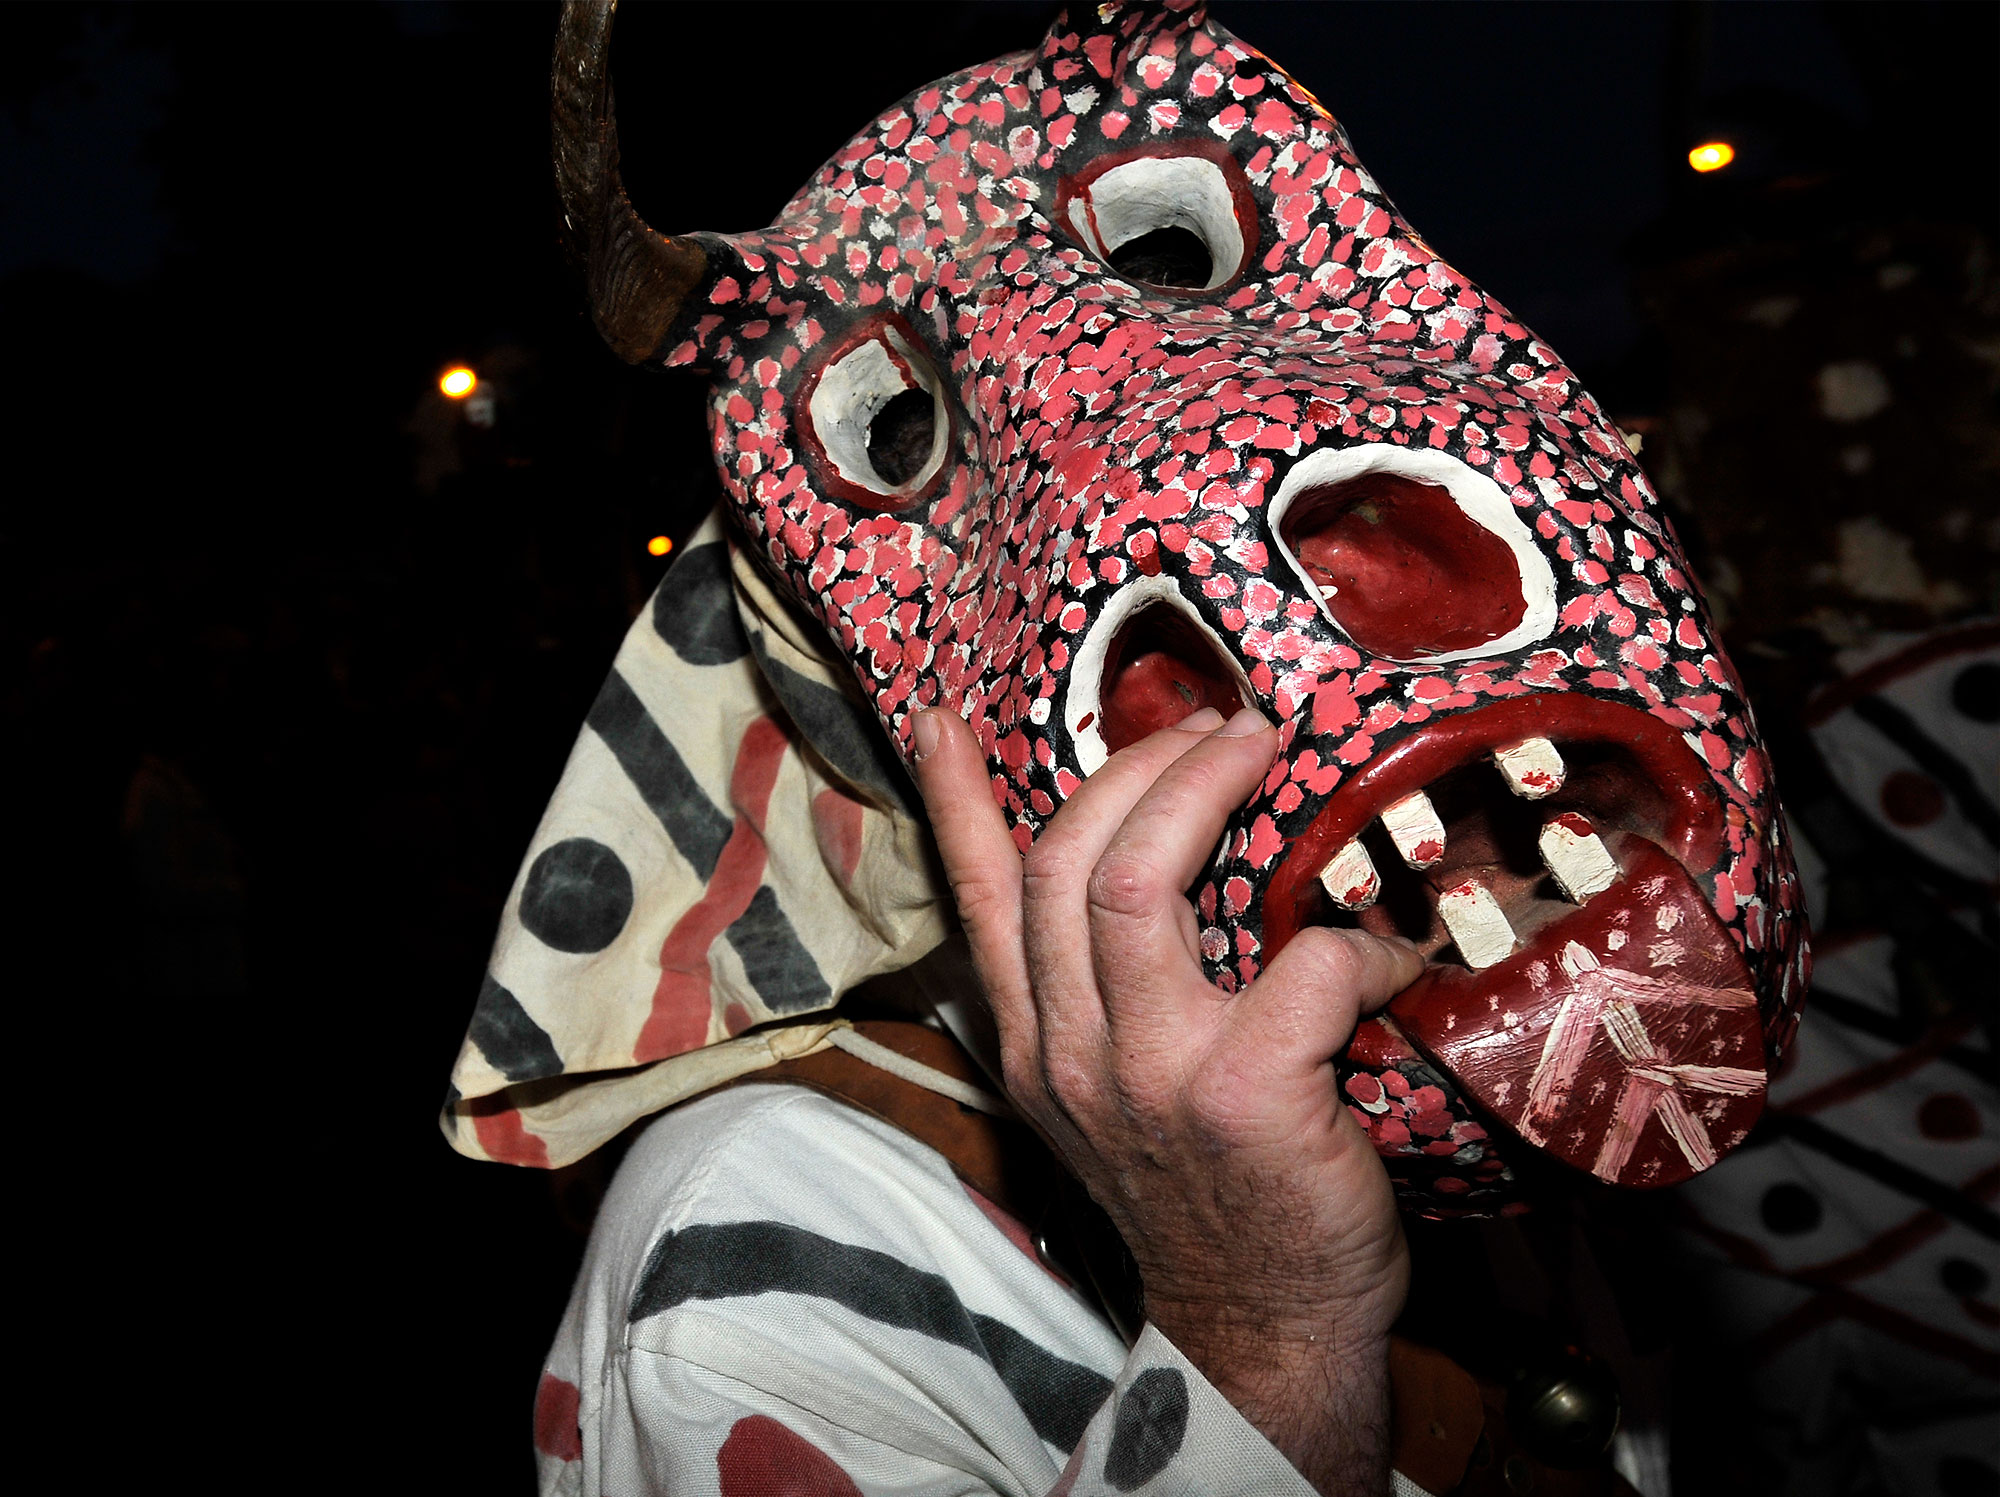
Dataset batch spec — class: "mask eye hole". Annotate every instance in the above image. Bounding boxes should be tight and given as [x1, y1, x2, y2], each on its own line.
[1058, 146, 1257, 293]
[799, 320, 950, 511]
[1107, 226, 1212, 289]
[866, 386, 937, 488]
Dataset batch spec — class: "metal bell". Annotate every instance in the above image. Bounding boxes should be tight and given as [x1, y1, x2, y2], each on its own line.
[1504, 1347, 1621, 1471]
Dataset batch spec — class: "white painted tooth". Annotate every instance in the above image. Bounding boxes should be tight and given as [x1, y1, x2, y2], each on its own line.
[1538, 814, 1621, 904]
[1381, 790, 1447, 869]
[1317, 840, 1380, 910]
[1493, 737, 1566, 799]
[1318, 583, 1340, 600]
[1438, 879, 1517, 969]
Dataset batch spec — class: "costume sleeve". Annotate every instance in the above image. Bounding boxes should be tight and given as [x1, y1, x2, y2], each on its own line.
[599, 1322, 1323, 1497]
[537, 1086, 1337, 1497]
[1053, 1323, 1338, 1496]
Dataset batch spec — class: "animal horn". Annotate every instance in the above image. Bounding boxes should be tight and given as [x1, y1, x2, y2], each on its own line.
[552, 0, 706, 364]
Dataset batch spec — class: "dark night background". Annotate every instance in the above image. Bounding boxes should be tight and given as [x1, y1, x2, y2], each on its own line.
[7, 2, 1994, 1488]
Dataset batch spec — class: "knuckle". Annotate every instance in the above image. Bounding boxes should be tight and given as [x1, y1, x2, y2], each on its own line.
[1085, 851, 1163, 920]
[1040, 1051, 1099, 1110]
[1020, 839, 1083, 904]
[1166, 754, 1229, 801]
[1286, 925, 1366, 988]
[947, 871, 1015, 929]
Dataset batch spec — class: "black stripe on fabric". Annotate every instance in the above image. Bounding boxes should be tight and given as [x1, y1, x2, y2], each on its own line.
[1759, 1114, 2000, 1240]
[466, 972, 563, 1082]
[1802, 988, 1997, 1084]
[585, 668, 733, 878]
[749, 641, 920, 818]
[724, 885, 834, 1014]
[1849, 694, 2000, 848]
[630, 1220, 1111, 1451]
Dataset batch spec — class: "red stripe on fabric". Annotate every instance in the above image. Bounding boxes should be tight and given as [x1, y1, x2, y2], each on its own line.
[813, 787, 867, 886]
[1752, 1283, 2000, 1377]
[1672, 1200, 1780, 1274]
[636, 718, 793, 1064]
[533, 1372, 583, 1461]
[1802, 622, 2000, 726]
[1747, 1295, 1840, 1364]
[467, 1096, 551, 1169]
[1800, 1209, 1952, 1287]
[717, 1414, 862, 1497]
[1048, 1440, 1088, 1497]
[734, 716, 791, 831]
[1792, 1165, 1999, 1287]
[1780, 1016, 1976, 1116]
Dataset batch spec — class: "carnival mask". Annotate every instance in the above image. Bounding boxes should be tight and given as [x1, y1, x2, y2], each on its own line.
[554, 0, 1809, 1209]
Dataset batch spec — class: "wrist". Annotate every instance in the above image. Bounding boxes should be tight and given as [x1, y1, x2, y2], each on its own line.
[1140, 1251, 1408, 1362]
[1144, 1304, 1395, 1497]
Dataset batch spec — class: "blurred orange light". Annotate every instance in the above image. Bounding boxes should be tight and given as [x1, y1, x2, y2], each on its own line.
[646, 535, 674, 557]
[1688, 141, 1735, 173]
[440, 366, 478, 398]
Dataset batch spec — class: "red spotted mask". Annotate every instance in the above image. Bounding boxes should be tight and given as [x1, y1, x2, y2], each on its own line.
[556, 0, 1810, 1211]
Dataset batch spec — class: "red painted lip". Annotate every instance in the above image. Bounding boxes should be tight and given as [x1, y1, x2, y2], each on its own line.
[1262, 694, 1727, 960]
[1262, 694, 1763, 1192]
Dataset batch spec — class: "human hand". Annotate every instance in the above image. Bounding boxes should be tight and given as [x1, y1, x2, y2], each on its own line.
[910, 705, 1423, 1496]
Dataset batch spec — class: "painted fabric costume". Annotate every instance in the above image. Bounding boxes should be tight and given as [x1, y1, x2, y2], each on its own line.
[535, 1087, 1335, 1497]
[1669, 625, 1998, 1497]
[503, 537, 1405, 1496]
[441, 2, 1824, 1490]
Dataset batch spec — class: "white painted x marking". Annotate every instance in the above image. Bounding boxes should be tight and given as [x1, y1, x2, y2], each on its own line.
[1517, 942, 1760, 1182]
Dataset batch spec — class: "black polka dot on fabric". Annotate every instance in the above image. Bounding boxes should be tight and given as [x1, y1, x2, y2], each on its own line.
[651, 543, 750, 665]
[1760, 1182, 1823, 1236]
[1940, 1257, 1990, 1297]
[519, 837, 634, 954]
[1938, 1455, 2000, 1497]
[1951, 661, 2000, 723]
[1104, 1366, 1189, 1491]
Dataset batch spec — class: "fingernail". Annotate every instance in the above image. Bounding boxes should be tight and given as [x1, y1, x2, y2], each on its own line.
[1216, 706, 1270, 737]
[1176, 707, 1226, 732]
[912, 710, 942, 761]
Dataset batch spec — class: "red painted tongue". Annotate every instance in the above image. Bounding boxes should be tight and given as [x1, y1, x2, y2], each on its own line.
[1388, 837, 1766, 1188]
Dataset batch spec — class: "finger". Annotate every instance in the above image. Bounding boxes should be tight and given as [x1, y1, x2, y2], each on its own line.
[910, 709, 1035, 1047]
[1086, 708, 1279, 1018]
[1016, 706, 1226, 1033]
[1220, 927, 1426, 1083]
[1024, 705, 1227, 894]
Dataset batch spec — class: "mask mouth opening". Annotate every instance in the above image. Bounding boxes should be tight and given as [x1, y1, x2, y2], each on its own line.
[1258, 695, 1767, 1190]
[1263, 696, 1729, 965]
[1323, 740, 1678, 955]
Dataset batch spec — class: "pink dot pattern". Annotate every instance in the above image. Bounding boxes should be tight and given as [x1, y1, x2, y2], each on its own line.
[650, 1, 1807, 1210]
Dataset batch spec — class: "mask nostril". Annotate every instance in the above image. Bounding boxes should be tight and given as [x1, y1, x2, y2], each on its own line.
[1098, 603, 1244, 754]
[1280, 474, 1528, 660]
